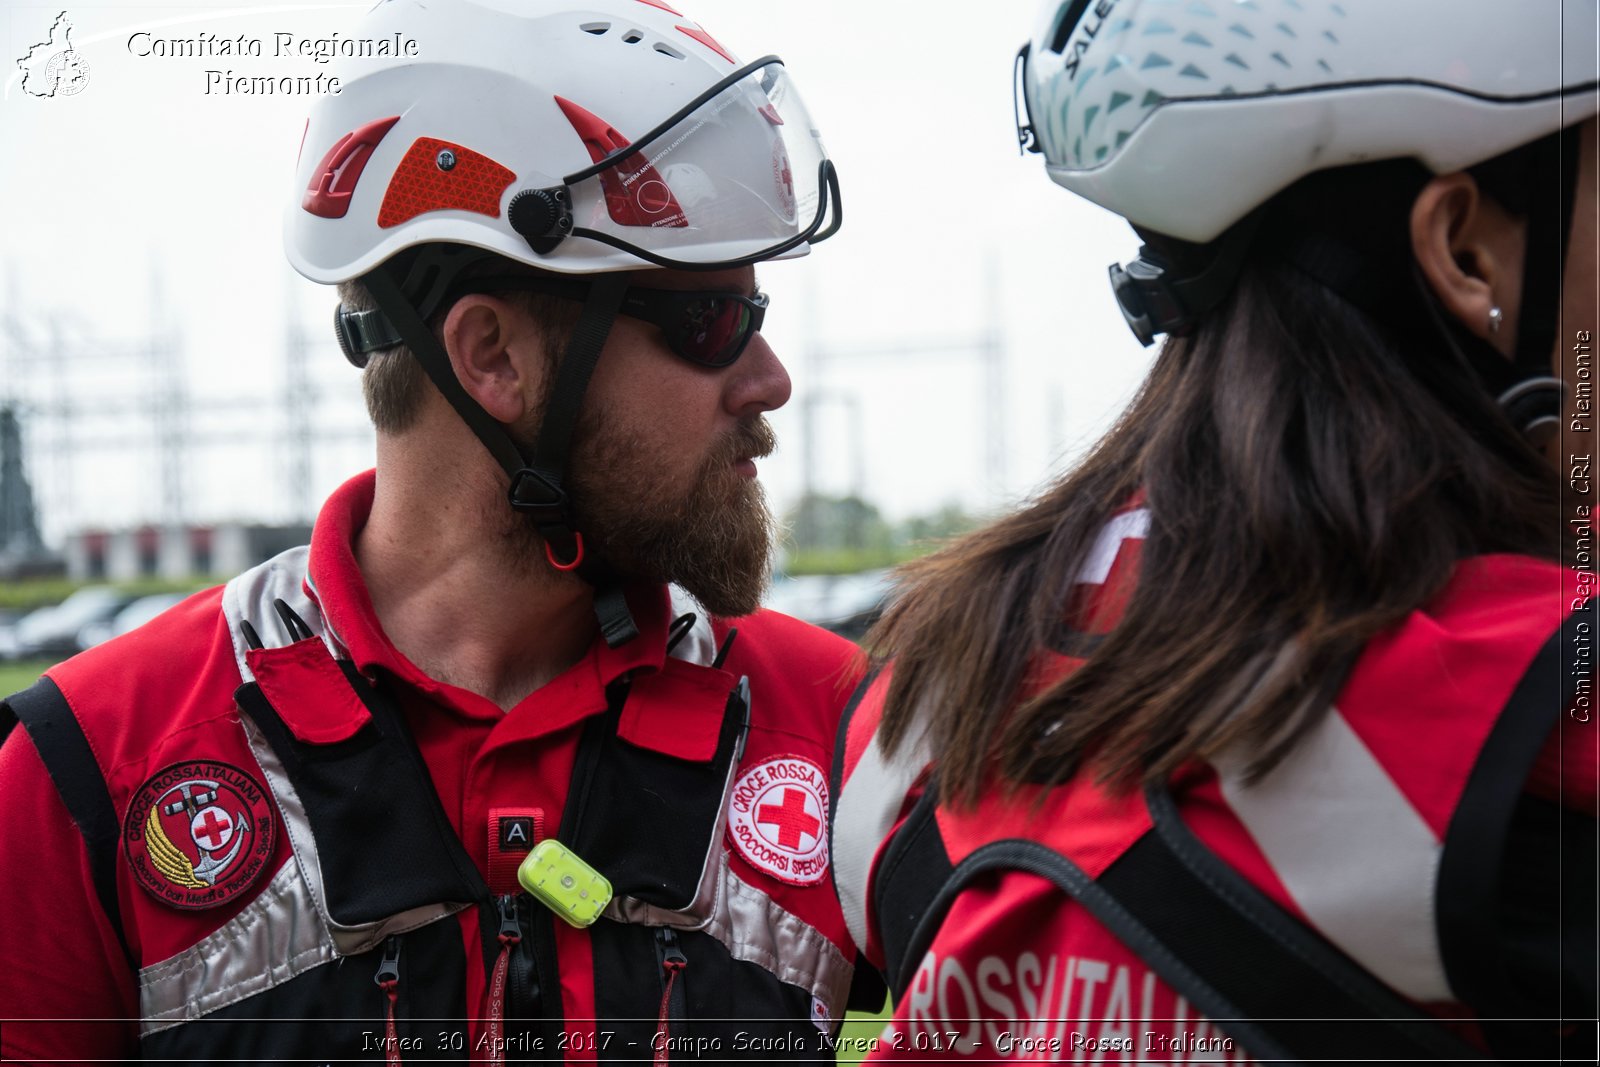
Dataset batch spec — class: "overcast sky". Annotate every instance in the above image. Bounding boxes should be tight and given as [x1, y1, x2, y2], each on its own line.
[1, 0, 1154, 545]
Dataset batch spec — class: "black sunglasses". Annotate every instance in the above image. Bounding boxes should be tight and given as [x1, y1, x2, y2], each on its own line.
[455, 274, 768, 368]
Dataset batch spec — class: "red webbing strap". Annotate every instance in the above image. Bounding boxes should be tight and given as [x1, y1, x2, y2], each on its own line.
[652, 956, 685, 1067]
[379, 978, 402, 1066]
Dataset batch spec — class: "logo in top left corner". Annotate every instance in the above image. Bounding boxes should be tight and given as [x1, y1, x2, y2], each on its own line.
[123, 761, 277, 909]
[16, 11, 91, 98]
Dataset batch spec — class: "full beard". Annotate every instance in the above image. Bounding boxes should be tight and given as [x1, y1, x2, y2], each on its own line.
[498, 416, 778, 618]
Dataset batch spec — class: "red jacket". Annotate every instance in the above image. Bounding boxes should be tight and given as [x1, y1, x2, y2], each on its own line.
[1, 470, 865, 1064]
[832, 505, 1596, 1062]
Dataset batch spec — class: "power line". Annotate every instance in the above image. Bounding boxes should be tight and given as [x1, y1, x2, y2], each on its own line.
[2, 278, 371, 540]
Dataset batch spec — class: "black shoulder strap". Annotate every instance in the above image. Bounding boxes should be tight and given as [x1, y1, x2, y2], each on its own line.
[870, 790, 955, 998]
[1111, 784, 1486, 1062]
[867, 616, 1587, 1063]
[889, 785, 1486, 1064]
[1436, 612, 1595, 1058]
[4, 677, 135, 966]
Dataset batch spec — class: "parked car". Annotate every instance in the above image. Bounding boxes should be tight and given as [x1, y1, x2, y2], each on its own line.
[763, 568, 895, 640]
[0, 609, 22, 662]
[10, 587, 132, 662]
[76, 591, 191, 650]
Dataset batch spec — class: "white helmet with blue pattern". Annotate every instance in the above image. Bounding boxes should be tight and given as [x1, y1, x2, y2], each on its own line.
[1016, 0, 1598, 244]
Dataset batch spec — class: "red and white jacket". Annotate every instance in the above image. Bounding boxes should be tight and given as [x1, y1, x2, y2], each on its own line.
[1, 470, 866, 1064]
[832, 505, 1597, 1063]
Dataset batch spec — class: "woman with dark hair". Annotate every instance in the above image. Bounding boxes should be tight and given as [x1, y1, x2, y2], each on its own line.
[832, 1, 1597, 1061]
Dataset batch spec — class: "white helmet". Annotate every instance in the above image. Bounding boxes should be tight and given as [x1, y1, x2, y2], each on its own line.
[1016, 0, 1598, 244]
[281, 0, 842, 645]
[285, 0, 838, 281]
[1016, 0, 1596, 442]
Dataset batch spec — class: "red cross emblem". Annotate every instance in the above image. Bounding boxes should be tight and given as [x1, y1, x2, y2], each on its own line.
[124, 761, 275, 910]
[191, 807, 233, 850]
[727, 755, 831, 886]
[770, 143, 797, 219]
[756, 787, 820, 850]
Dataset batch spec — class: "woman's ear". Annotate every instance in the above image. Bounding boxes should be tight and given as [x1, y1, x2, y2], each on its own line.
[440, 295, 547, 424]
[1410, 172, 1525, 357]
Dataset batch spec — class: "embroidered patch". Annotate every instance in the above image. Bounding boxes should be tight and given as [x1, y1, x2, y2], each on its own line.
[123, 761, 276, 910]
[498, 814, 537, 852]
[726, 755, 830, 886]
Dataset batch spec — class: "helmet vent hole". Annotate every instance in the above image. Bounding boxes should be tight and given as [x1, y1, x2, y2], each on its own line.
[621, 29, 644, 44]
[581, 21, 609, 34]
[653, 42, 685, 60]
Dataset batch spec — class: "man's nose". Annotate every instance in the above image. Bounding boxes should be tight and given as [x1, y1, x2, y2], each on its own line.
[724, 332, 792, 416]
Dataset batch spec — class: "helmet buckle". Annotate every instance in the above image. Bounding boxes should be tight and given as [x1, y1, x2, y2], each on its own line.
[507, 466, 572, 525]
[1109, 258, 1184, 348]
[1497, 376, 1565, 446]
[509, 467, 585, 571]
[334, 305, 404, 368]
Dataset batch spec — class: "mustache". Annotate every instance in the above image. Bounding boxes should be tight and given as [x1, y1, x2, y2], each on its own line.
[715, 416, 777, 465]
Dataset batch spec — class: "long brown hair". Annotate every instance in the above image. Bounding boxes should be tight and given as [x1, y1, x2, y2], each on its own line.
[868, 171, 1563, 807]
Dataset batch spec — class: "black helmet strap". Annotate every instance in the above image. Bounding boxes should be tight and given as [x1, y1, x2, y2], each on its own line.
[359, 255, 640, 647]
[362, 258, 526, 474]
[1502, 124, 1582, 439]
[499, 270, 628, 563]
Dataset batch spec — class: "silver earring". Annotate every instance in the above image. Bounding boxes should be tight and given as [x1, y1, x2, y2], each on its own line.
[1488, 306, 1504, 334]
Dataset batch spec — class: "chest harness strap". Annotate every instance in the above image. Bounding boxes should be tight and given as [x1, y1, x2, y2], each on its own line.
[877, 615, 1589, 1065]
[3, 677, 137, 969]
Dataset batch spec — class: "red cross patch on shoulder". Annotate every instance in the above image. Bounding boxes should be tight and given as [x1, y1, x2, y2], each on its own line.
[123, 761, 277, 909]
[726, 755, 830, 886]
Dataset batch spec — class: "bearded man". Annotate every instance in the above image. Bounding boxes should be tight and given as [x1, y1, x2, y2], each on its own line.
[0, 1, 877, 1061]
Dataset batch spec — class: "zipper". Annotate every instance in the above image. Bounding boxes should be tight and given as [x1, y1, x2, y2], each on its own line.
[485, 895, 521, 1067]
[486, 894, 541, 1066]
[652, 927, 688, 1066]
[374, 935, 403, 1066]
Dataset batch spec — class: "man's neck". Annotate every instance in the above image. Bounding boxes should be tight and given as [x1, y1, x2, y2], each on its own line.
[356, 456, 599, 712]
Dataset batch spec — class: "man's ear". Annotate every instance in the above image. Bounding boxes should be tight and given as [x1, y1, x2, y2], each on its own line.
[1410, 172, 1524, 356]
[440, 295, 546, 423]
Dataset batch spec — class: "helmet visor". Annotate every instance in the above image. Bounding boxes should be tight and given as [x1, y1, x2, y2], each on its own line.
[562, 57, 839, 269]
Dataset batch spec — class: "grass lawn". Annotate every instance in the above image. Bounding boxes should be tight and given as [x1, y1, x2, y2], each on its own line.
[836, 999, 892, 1064]
[0, 659, 53, 698]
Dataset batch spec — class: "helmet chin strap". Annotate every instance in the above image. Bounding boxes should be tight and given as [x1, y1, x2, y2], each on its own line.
[1403, 122, 1582, 445]
[1497, 376, 1565, 445]
[1497, 124, 1583, 444]
[1285, 234, 1567, 446]
[360, 256, 641, 648]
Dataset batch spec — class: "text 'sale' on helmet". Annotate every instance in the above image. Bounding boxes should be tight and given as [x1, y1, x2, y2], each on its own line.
[281, 0, 844, 647]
